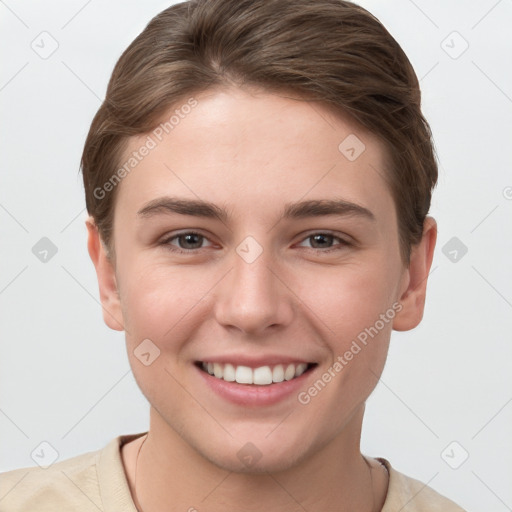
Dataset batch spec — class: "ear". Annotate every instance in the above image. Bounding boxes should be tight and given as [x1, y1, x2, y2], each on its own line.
[86, 217, 124, 331]
[393, 216, 437, 331]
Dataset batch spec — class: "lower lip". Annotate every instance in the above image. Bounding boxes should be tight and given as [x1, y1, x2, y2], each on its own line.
[196, 365, 315, 406]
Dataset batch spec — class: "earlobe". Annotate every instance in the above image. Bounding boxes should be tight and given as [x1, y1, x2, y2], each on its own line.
[86, 217, 124, 331]
[392, 216, 437, 332]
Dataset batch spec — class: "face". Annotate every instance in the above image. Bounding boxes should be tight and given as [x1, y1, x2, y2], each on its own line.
[90, 86, 432, 473]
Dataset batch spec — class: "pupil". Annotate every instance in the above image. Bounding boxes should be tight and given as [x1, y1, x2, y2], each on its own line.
[177, 234, 334, 250]
[180, 233, 202, 249]
[312, 234, 332, 248]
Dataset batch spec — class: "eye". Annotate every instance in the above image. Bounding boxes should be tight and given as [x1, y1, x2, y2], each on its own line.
[159, 230, 352, 255]
[160, 231, 213, 252]
[296, 232, 351, 252]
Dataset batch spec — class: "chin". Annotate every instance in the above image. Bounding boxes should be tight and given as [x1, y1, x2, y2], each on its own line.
[208, 449, 305, 475]
[197, 432, 318, 475]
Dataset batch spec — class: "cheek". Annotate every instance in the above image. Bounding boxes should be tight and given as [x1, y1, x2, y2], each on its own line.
[296, 256, 401, 346]
[117, 263, 214, 403]
[293, 264, 398, 424]
[118, 260, 216, 346]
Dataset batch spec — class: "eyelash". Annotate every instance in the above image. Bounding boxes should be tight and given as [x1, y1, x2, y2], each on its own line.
[159, 231, 352, 255]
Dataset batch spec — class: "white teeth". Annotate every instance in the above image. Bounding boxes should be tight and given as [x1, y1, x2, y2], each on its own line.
[295, 363, 308, 377]
[253, 366, 273, 385]
[235, 365, 253, 384]
[272, 364, 284, 383]
[284, 364, 296, 381]
[223, 363, 236, 382]
[213, 363, 223, 379]
[200, 361, 311, 385]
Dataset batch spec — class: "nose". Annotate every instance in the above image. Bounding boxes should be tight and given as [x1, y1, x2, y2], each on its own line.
[213, 242, 295, 336]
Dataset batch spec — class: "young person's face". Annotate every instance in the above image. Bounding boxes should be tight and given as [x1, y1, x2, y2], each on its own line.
[89, 86, 435, 472]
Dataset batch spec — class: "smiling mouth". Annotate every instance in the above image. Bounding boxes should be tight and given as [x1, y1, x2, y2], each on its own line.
[196, 361, 317, 385]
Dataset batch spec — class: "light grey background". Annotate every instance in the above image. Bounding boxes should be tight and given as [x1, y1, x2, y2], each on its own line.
[1, 1, 511, 510]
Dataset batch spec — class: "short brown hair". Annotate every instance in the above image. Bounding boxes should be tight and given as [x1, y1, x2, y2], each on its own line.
[81, 0, 437, 264]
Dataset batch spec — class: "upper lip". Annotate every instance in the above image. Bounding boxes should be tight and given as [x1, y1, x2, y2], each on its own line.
[195, 355, 316, 368]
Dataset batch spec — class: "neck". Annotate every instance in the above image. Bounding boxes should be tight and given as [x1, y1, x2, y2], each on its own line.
[126, 405, 387, 512]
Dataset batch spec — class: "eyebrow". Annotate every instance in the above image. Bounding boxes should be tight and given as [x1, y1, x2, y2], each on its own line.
[137, 197, 375, 223]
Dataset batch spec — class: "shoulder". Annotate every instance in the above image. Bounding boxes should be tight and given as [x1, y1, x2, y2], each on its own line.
[379, 458, 466, 512]
[0, 448, 100, 511]
[0, 435, 135, 512]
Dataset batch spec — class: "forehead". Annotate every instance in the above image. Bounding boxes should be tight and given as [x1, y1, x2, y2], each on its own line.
[114, 86, 395, 225]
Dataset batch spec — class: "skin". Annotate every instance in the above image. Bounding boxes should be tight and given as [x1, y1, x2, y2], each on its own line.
[87, 86, 436, 511]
